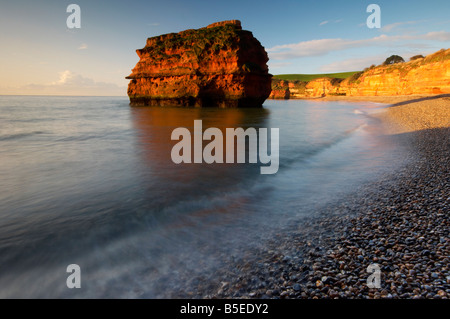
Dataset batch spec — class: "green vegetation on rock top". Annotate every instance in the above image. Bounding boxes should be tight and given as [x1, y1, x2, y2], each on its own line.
[273, 72, 359, 82]
[143, 24, 242, 56]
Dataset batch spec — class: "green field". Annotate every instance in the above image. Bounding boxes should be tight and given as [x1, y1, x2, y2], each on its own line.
[273, 71, 360, 82]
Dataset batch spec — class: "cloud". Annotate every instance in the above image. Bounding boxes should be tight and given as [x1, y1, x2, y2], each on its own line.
[52, 70, 74, 84]
[320, 55, 386, 73]
[267, 61, 293, 69]
[1, 71, 126, 96]
[268, 38, 353, 60]
[267, 31, 450, 60]
[381, 22, 407, 32]
[319, 19, 342, 26]
[320, 47, 443, 73]
[77, 43, 88, 50]
[423, 31, 450, 41]
[381, 20, 422, 32]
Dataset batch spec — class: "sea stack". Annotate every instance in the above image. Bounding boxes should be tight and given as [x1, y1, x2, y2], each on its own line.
[126, 20, 272, 107]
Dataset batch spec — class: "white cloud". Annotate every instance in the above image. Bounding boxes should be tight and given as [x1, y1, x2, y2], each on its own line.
[423, 31, 450, 41]
[267, 31, 450, 60]
[320, 47, 443, 73]
[320, 55, 386, 73]
[78, 43, 88, 50]
[267, 38, 352, 59]
[319, 19, 342, 26]
[381, 22, 407, 32]
[381, 20, 424, 32]
[0, 71, 126, 96]
[267, 61, 293, 69]
[52, 70, 74, 84]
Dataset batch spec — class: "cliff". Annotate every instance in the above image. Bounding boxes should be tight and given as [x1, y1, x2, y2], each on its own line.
[342, 49, 450, 96]
[126, 20, 272, 107]
[269, 79, 290, 99]
[270, 48, 450, 98]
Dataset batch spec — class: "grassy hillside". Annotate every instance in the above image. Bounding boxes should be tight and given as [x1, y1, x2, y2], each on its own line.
[273, 71, 360, 82]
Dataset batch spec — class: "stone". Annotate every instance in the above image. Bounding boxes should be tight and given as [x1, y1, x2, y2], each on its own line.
[126, 20, 272, 107]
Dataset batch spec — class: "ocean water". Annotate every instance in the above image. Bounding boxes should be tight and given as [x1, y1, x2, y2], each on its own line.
[0, 96, 406, 298]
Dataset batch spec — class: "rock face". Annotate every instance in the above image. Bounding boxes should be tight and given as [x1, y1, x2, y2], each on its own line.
[126, 20, 272, 107]
[342, 49, 450, 96]
[305, 78, 344, 97]
[269, 79, 290, 99]
[269, 48, 450, 98]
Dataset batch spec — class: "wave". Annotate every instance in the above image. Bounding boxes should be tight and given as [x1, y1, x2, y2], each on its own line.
[277, 123, 366, 170]
[0, 131, 45, 141]
[56, 135, 100, 142]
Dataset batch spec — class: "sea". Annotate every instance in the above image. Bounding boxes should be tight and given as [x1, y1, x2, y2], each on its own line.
[0, 95, 408, 298]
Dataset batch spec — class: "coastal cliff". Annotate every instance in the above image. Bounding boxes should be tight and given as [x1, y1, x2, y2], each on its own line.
[270, 48, 450, 98]
[342, 49, 450, 96]
[126, 20, 272, 107]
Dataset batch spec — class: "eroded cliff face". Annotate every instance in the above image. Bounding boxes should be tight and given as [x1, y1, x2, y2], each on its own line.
[305, 78, 344, 97]
[269, 48, 450, 98]
[126, 20, 272, 107]
[342, 49, 450, 96]
[269, 79, 290, 99]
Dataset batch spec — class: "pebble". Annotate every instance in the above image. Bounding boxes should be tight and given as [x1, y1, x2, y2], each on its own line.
[160, 127, 450, 299]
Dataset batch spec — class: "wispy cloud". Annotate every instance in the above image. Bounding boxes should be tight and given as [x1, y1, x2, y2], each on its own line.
[1, 71, 126, 96]
[78, 43, 88, 50]
[267, 61, 293, 69]
[319, 19, 342, 26]
[320, 48, 441, 72]
[423, 30, 450, 41]
[320, 55, 387, 73]
[381, 20, 423, 32]
[267, 31, 450, 60]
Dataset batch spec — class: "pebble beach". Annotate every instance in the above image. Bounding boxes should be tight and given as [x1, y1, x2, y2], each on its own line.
[203, 95, 450, 299]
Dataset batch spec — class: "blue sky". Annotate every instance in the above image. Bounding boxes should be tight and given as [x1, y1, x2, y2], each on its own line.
[0, 0, 449, 95]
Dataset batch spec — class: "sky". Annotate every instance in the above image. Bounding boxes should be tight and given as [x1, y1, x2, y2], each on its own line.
[0, 0, 449, 96]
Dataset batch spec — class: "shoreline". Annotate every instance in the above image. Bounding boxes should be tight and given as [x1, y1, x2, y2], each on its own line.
[205, 94, 449, 299]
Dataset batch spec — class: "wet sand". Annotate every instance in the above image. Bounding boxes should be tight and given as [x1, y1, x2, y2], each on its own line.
[325, 94, 450, 133]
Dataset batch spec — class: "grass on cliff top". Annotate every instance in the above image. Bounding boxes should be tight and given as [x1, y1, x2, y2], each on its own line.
[273, 72, 360, 82]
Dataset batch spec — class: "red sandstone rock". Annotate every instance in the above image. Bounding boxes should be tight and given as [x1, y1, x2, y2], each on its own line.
[268, 48, 450, 98]
[305, 78, 344, 97]
[126, 20, 272, 107]
[342, 49, 450, 96]
[269, 79, 290, 99]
